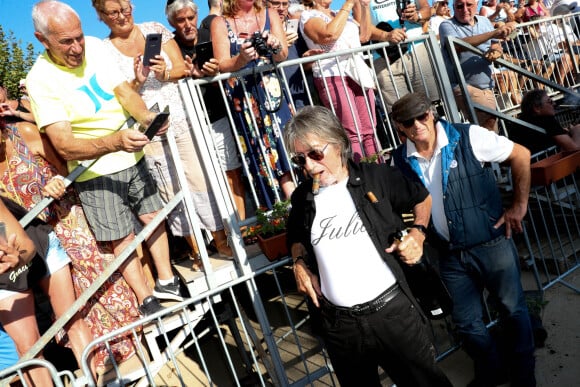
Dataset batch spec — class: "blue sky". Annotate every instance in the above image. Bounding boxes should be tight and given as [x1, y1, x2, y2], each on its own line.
[0, 0, 209, 53]
[2, 1, 487, 55]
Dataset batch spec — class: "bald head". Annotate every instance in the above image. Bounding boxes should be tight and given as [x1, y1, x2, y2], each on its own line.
[32, 0, 85, 69]
[32, 0, 81, 37]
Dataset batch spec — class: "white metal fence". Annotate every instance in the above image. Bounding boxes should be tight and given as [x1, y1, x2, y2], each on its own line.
[2, 11, 579, 387]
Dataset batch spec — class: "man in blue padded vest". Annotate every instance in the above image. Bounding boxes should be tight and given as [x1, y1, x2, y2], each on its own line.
[391, 92, 536, 387]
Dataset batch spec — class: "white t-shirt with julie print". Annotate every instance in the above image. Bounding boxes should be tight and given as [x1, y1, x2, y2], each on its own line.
[312, 178, 397, 307]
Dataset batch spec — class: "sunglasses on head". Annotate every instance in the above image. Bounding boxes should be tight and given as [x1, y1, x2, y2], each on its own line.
[399, 111, 430, 128]
[291, 143, 330, 166]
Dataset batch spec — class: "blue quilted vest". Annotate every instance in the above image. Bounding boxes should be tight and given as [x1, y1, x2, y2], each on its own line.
[392, 121, 504, 250]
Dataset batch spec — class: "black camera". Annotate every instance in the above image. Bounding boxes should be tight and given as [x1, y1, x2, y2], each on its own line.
[245, 31, 281, 57]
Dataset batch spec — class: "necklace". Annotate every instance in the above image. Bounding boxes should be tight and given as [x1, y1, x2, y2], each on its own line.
[232, 13, 261, 36]
[0, 137, 26, 208]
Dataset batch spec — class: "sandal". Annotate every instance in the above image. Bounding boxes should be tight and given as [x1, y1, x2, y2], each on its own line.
[191, 254, 204, 272]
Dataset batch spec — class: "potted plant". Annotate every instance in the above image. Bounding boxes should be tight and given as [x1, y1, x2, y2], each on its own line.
[250, 200, 290, 261]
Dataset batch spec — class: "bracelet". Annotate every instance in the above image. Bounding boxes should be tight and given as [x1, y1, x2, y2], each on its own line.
[293, 255, 304, 265]
[408, 224, 428, 236]
[339, 8, 352, 13]
[164, 69, 170, 81]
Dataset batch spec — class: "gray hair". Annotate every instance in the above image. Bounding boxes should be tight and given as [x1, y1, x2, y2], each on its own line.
[32, 0, 80, 37]
[284, 106, 352, 164]
[166, 0, 199, 25]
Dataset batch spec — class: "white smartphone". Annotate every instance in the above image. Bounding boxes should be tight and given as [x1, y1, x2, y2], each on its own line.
[286, 19, 299, 34]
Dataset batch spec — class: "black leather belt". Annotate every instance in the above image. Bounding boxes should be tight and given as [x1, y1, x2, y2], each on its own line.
[322, 283, 400, 316]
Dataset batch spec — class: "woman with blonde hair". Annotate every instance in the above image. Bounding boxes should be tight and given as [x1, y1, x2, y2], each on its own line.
[212, 0, 296, 207]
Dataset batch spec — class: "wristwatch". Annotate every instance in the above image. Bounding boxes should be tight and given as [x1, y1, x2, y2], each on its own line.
[417, 11, 423, 21]
[293, 255, 305, 265]
[408, 224, 428, 235]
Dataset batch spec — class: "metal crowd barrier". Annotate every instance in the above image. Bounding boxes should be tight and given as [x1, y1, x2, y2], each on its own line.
[3, 12, 579, 386]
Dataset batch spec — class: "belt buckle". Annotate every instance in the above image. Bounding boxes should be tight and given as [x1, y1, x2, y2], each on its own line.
[350, 302, 371, 316]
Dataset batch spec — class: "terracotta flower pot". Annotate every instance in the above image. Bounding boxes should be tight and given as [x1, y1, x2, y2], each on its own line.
[257, 232, 288, 261]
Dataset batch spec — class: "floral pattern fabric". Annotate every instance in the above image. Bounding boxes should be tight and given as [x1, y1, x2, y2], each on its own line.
[0, 124, 140, 373]
[224, 10, 294, 209]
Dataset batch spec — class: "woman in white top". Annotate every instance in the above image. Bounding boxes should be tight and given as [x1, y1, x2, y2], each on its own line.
[300, 0, 379, 163]
[93, 0, 233, 261]
[429, 1, 451, 39]
[480, 0, 515, 27]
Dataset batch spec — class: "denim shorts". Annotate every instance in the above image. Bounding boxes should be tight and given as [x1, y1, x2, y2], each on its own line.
[0, 232, 70, 301]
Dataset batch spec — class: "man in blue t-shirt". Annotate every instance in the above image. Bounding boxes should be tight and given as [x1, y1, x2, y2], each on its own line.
[439, 0, 517, 132]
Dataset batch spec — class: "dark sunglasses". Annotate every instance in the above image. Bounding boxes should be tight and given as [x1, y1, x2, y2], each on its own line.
[455, 3, 475, 9]
[399, 111, 430, 128]
[291, 143, 330, 166]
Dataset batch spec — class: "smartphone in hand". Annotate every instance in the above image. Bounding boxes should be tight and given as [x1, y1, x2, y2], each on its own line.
[195, 41, 214, 69]
[143, 33, 162, 66]
[286, 19, 299, 34]
[141, 110, 170, 140]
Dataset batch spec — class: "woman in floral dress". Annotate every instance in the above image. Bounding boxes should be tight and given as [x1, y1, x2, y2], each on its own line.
[0, 121, 140, 374]
[212, 0, 296, 209]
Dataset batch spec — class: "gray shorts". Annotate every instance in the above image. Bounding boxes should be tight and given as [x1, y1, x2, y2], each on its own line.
[75, 158, 163, 241]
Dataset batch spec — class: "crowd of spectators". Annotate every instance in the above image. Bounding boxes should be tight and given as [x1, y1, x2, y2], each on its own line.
[0, 0, 577, 383]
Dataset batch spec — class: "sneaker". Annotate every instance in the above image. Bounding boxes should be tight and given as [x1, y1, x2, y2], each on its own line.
[139, 296, 164, 317]
[153, 276, 184, 302]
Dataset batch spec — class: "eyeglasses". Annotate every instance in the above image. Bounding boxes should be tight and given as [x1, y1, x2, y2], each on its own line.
[399, 111, 430, 128]
[291, 143, 330, 166]
[101, 6, 132, 20]
[268, 1, 289, 8]
[455, 3, 475, 9]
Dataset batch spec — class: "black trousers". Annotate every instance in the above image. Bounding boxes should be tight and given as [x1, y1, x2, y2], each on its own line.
[320, 290, 452, 387]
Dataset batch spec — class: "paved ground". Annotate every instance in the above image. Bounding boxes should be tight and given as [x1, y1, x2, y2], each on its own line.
[46, 256, 580, 386]
[438, 268, 579, 387]
[150, 265, 579, 387]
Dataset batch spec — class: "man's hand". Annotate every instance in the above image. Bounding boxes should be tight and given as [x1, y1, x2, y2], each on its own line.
[291, 242, 322, 307]
[496, 143, 530, 238]
[401, 2, 418, 21]
[495, 204, 527, 238]
[494, 21, 517, 40]
[293, 260, 322, 307]
[200, 58, 220, 77]
[386, 28, 407, 44]
[385, 228, 425, 265]
[117, 129, 150, 153]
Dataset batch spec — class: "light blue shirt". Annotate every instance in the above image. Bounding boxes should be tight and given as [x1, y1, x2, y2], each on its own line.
[439, 15, 496, 89]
